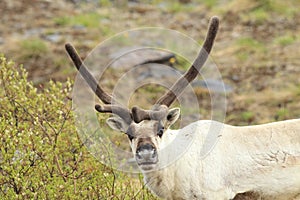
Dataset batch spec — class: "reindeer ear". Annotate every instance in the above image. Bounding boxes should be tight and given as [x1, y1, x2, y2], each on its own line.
[165, 107, 180, 127]
[106, 116, 129, 133]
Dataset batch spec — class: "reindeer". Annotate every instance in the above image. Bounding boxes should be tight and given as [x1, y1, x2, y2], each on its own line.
[65, 17, 300, 200]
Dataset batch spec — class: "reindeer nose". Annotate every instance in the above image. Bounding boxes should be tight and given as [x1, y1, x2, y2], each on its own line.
[136, 144, 157, 164]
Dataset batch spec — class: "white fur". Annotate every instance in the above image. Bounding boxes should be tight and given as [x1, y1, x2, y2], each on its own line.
[142, 119, 300, 200]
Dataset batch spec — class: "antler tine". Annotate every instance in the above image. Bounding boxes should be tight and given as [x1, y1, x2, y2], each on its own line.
[131, 105, 168, 123]
[156, 16, 219, 107]
[95, 104, 132, 124]
[65, 43, 112, 104]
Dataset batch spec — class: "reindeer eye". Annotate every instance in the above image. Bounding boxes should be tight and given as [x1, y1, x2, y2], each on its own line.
[157, 127, 164, 137]
[127, 134, 135, 141]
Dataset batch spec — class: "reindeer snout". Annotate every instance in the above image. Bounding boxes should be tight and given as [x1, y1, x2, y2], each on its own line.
[136, 144, 158, 165]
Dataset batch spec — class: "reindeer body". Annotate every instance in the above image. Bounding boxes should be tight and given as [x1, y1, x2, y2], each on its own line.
[144, 119, 300, 200]
[66, 17, 300, 200]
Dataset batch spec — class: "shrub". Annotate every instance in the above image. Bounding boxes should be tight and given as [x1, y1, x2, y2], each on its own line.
[0, 55, 156, 199]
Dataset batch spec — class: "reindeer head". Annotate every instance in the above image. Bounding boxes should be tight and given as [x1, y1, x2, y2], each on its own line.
[105, 105, 180, 170]
[65, 17, 219, 171]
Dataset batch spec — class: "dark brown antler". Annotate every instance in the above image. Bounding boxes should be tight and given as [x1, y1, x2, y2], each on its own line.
[131, 105, 168, 123]
[95, 104, 132, 124]
[65, 43, 112, 104]
[66, 16, 219, 124]
[156, 16, 219, 107]
[65, 43, 132, 123]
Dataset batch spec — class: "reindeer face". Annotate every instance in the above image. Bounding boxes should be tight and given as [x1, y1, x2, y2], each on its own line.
[106, 108, 180, 171]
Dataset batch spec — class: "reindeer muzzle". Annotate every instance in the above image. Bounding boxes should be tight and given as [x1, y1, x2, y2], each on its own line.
[135, 143, 158, 167]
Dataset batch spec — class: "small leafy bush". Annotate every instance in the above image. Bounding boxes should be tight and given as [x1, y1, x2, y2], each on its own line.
[0, 55, 156, 199]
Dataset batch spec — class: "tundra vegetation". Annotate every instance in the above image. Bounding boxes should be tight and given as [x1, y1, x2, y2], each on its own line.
[1, 0, 300, 199]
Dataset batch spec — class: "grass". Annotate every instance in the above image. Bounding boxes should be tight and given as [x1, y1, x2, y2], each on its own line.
[99, 0, 112, 7]
[54, 12, 109, 28]
[131, 84, 166, 108]
[241, 111, 255, 122]
[273, 35, 296, 46]
[241, 0, 299, 24]
[234, 37, 266, 61]
[174, 54, 191, 71]
[294, 84, 300, 97]
[219, 0, 298, 22]
[19, 38, 49, 59]
[164, 1, 194, 13]
[259, 0, 298, 18]
[275, 108, 290, 120]
[236, 37, 263, 48]
[243, 7, 269, 24]
[201, 0, 218, 9]
[54, 12, 113, 37]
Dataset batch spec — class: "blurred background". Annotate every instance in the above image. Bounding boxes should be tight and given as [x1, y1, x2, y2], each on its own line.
[1, 0, 300, 124]
[1, 0, 300, 199]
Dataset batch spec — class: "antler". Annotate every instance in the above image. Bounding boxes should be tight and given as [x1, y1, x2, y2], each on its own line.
[65, 43, 132, 123]
[132, 17, 219, 122]
[131, 105, 168, 123]
[95, 104, 132, 124]
[65, 43, 112, 104]
[65, 16, 219, 124]
[156, 16, 219, 106]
